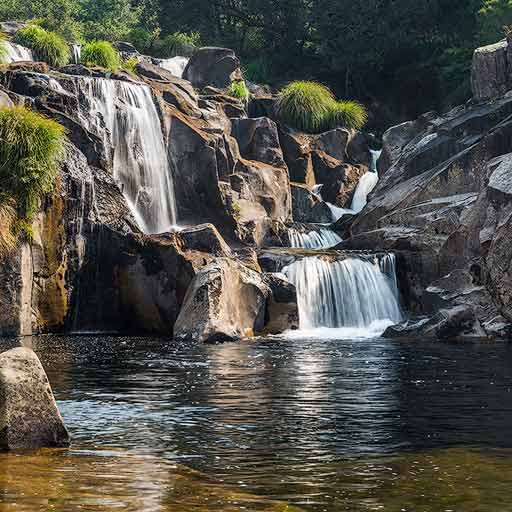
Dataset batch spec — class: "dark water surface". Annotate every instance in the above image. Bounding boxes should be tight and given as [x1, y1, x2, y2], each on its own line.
[2, 335, 512, 511]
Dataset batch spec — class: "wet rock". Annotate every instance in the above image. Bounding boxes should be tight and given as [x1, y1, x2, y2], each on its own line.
[183, 47, 240, 90]
[174, 258, 270, 343]
[263, 273, 299, 334]
[0, 347, 70, 450]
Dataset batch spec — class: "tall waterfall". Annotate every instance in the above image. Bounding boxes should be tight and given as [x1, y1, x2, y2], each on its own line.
[284, 255, 402, 336]
[76, 77, 177, 233]
[289, 228, 342, 249]
[159, 57, 189, 78]
[4, 42, 33, 63]
[71, 45, 82, 64]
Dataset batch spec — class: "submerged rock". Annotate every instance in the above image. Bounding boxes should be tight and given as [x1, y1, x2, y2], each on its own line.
[0, 347, 70, 450]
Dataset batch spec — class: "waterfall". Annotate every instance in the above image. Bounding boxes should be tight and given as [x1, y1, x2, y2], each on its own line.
[159, 57, 189, 78]
[283, 256, 402, 337]
[379, 253, 399, 299]
[4, 41, 33, 63]
[71, 45, 82, 64]
[76, 77, 177, 233]
[289, 228, 342, 249]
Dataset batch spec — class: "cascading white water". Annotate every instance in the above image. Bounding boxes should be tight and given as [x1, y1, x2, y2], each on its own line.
[159, 57, 189, 78]
[284, 255, 402, 337]
[288, 228, 342, 249]
[379, 253, 399, 299]
[76, 77, 177, 233]
[4, 41, 33, 63]
[72, 45, 82, 64]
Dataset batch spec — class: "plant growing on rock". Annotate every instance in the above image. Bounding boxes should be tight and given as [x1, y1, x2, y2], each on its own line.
[14, 25, 69, 67]
[0, 106, 66, 242]
[227, 80, 250, 102]
[122, 56, 139, 75]
[154, 31, 200, 58]
[81, 40, 120, 71]
[276, 81, 367, 133]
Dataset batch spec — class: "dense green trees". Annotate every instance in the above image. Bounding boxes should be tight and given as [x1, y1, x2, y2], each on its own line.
[1, 0, 511, 129]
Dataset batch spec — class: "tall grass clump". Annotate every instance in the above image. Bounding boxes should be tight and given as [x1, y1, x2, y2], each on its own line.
[323, 100, 368, 131]
[0, 196, 17, 256]
[0, 106, 66, 225]
[227, 80, 250, 102]
[81, 40, 120, 71]
[276, 81, 368, 133]
[276, 81, 335, 133]
[14, 25, 69, 67]
[155, 32, 200, 58]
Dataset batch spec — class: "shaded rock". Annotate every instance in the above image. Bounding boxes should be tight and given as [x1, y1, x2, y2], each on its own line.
[279, 128, 315, 186]
[0, 348, 70, 450]
[320, 163, 367, 207]
[263, 273, 299, 334]
[0, 22, 25, 36]
[346, 131, 370, 166]
[178, 224, 232, 257]
[114, 41, 139, 58]
[231, 117, 286, 168]
[313, 128, 350, 161]
[183, 47, 240, 90]
[174, 258, 270, 343]
[291, 183, 320, 223]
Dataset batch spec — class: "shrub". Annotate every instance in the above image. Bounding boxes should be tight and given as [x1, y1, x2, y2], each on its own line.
[122, 56, 139, 74]
[276, 81, 334, 133]
[244, 57, 270, 84]
[0, 106, 66, 222]
[323, 100, 368, 131]
[14, 25, 69, 67]
[81, 40, 120, 71]
[276, 81, 368, 133]
[227, 80, 250, 102]
[0, 33, 7, 64]
[154, 31, 200, 58]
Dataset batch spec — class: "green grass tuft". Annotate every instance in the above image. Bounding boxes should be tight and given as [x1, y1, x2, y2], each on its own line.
[323, 100, 368, 131]
[227, 80, 250, 102]
[154, 32, 200, 58]
[276, 81, 334, 133]
[0, 33, 7, 64]
[0, 106, 66, 223]
[14, 25, 69, 67]
[122, 56, 139, 75]
[276, 81, 367, 133]
[81, 40, 120, 71]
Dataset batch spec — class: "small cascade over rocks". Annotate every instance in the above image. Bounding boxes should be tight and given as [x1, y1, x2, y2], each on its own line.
[283, 254, 402, 337]
[159, 57, 189, 78]
[76, 76, 177, 234]
[288, 227, 342, 249]
[4, 41, 33, 63]
[71, 45, 82, 64]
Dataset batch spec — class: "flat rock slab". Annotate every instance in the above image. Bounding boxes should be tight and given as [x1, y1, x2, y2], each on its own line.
[0, 347, 70, 450]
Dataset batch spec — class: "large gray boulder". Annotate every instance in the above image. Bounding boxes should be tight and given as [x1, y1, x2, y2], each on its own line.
[0, 348, 70, 450]
[174, 258, 270, 342]
[183, 47, 240, 90]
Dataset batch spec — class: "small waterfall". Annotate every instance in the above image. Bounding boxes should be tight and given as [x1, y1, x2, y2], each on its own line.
[4, 41, 33, 63]
[379, 253, 399, 299]
[71, 45, 82, 64]
[289, 228, 342, 249]
[284, 256, 402, 336]
[159, 57, 189, 78]
[76, 77, 177, 233]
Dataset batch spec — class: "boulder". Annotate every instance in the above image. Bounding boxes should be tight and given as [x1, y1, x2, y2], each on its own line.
[263, 273, 299, 334]
[313, 128, 351, 161]
[174, 258, 270, 342]
[178, 224, 232, 257]
[0, 347, 70, 450]
[0, 88, 13, 108]
[0, 22, 25, 36]
[231, 117, 286, 168]
[291, 183, 320, 223]
[279, 128, 315, 186]
[183, 47, 240, 90]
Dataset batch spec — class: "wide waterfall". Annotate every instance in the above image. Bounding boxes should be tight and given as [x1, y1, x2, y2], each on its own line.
[289, 228, 342, 249]
[4, 41, 33, 63]
[284, 255, 402, 337]
[76, 77, 177, 233]
[159, 57, 189, 78]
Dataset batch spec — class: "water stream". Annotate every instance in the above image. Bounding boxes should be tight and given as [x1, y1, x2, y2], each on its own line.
[4, 41, 33, 63]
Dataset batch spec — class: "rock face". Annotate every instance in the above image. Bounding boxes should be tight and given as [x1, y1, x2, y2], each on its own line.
[344, 84, 512, 339]
[183, 47, 240, 90]
[0, 347, 70, 450]
[174, 258, 270, 343]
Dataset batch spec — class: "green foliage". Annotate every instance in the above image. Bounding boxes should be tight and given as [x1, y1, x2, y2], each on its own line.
[243, 57, 270, 84]
[0, 106, 66, 224]
[478, 0, 512, 44]
[122, 56, 139, 74]
[276, 81, 334, 133]
[227, 81, 250, 102]
[0, 196, 17, 257]
[323, 100, 368, 131]
[81, 40, 120, 71]
[14, 25, 70, 67]
[154, 31, 200, 58]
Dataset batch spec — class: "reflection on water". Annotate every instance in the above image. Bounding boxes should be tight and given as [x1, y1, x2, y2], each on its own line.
[1, 335, 512, 511]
